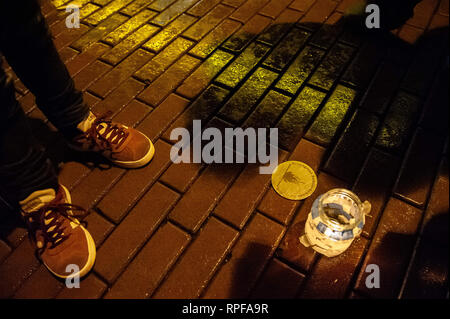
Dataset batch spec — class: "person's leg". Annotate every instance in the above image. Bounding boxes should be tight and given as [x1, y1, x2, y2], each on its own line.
[0, 0, 155, 279]
[0, 55, 96, 279]
[0, 1, 96, 278]
[0, 0, 89, 139]
[0, 0, 155, 169]
[0, 57, 58, 205]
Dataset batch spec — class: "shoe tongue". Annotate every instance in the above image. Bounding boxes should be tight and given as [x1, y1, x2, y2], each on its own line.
[77, 112, 97, 133]
[19, 188, 56, 214]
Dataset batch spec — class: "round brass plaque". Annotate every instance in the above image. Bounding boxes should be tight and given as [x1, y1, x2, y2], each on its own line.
[271, 161, 318, 200]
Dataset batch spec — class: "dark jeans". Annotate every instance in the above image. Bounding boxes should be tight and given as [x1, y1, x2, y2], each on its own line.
[0, 1, 90, 205]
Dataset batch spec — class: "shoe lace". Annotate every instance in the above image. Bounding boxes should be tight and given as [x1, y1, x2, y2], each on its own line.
[23, 203, 88, 256]
[84, 111, 129, 152]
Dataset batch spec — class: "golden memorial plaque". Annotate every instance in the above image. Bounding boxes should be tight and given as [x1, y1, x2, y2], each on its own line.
[271, 161, 317, 200]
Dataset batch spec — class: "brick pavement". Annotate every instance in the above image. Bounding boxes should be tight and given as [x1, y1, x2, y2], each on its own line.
[0, 0, 448, 299]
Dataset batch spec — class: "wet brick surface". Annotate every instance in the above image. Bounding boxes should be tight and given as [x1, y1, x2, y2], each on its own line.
[0, 0, 448, 299]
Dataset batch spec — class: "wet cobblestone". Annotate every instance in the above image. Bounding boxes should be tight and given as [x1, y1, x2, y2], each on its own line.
[218, 67, 278, 123]
[305, 84, 356, 146]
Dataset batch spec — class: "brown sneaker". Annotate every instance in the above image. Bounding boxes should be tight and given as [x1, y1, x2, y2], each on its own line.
[71, 111, 155, 168]
[19, 185, 96, 279]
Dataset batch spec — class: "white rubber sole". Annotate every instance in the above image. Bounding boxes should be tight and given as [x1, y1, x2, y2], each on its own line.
[44, 185, 97, 279]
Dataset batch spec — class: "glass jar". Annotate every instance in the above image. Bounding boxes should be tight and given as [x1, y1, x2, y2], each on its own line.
[300, 188, 371, 257]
